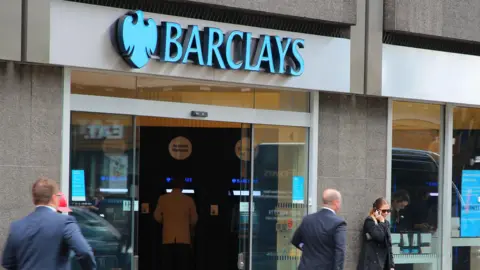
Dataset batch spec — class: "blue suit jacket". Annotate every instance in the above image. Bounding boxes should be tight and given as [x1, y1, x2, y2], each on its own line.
[2, 206, 96, 270]
[292, 208, 347, 270]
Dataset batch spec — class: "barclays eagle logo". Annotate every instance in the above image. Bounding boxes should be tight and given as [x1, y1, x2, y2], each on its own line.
[116, 10, 157, 68]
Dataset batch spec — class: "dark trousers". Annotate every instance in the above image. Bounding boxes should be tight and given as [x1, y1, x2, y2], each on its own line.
[161, 244, 191, 270]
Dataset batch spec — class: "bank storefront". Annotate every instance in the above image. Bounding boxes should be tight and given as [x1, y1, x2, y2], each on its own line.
[32, 1, 353, 269]
[382, 45, 480, 270]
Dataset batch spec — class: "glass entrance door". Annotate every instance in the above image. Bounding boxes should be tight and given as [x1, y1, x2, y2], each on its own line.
[69, 112, 310, 270]
[236, 124, 252, 270]
[134, 117, 254, 270]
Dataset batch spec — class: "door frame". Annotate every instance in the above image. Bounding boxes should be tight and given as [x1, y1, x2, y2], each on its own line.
[61, 67, 320, 269]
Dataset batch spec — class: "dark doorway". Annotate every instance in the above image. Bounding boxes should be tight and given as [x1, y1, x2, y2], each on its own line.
[137, 119, 251, 270]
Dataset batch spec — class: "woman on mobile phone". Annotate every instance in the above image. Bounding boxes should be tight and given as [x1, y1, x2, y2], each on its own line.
[357, 197, 395, 270]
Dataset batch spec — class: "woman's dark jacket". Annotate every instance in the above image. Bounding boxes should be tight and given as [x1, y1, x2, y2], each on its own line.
[357, 216, 394, 270]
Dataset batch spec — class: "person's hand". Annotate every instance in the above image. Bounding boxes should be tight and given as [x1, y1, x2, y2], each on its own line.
[374, 211, 385, 222]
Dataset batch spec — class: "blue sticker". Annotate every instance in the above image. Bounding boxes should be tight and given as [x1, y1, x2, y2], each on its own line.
[292, 176, 304, 204]
[72, 170, 86, 202]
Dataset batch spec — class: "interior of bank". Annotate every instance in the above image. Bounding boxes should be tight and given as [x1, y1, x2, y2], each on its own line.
[67, 70, 310, 270]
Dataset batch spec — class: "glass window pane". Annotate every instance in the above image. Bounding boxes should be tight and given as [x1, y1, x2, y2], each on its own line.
[452, 107, 480, 240]
[71, 70, 137, 98]
[452, 246, 480, 270]
[251, 125, 308, 270]
[254, 89, 309, 112]
[136, 77, 254, 108]
[69, 112, 135, 270]
[71, 70, 310, 112]
[391, 101, 441, 263]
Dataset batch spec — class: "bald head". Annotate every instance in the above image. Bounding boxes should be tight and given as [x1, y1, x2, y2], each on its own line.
[322, 189, 342, 212]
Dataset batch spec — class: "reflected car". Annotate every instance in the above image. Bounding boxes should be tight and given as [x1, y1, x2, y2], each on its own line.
[69, 206, 132, 269]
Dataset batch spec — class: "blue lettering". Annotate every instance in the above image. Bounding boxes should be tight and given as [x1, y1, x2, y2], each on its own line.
[203, 27, 226, 69]
[242, 32, 258, 71]
[252, 35, 275, 73]
[182, 25, 204, 65]
[273, 36, 291, 74]
[115, 11, 305, 75]
[287, 39, 305, 76]
[223, 31, 243, 70]
[159, 22, 183, 62]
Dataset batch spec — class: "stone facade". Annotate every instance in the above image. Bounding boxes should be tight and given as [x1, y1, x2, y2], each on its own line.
[317, 93, 388, 270]
[0, 62, 63, 251]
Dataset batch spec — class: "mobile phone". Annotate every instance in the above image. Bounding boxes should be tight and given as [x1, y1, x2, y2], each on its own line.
[375, 210, 381, 215]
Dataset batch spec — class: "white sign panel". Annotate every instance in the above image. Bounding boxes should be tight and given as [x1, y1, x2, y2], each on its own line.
[48, 1, 351, 93]
[383, 44, 480, 105]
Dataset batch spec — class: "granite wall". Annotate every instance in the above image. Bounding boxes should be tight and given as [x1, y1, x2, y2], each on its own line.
[317, 93, 388, 270]
[0, 62, 63, 252]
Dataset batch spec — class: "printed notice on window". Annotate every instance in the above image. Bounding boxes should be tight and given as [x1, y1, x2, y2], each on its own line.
[72, 170, 86, 201]
[461, 170, 480, 237]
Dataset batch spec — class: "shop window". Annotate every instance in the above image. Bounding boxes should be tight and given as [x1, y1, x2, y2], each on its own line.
[391, 101, 441, 268]
[251, 125, 308, 270]
[69, 112, 135, 270]
[71, 70, 310, 112]
[451, 107, 480, 270]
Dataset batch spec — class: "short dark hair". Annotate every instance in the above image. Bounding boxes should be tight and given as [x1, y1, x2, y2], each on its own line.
[32, 177, 59, 205]
[392, 190, 410, 203]
[171, 177, 185, 189]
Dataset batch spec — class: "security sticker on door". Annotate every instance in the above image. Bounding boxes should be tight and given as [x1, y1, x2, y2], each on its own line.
[210, 205, 219, 216]
[123, 200, 131, 211]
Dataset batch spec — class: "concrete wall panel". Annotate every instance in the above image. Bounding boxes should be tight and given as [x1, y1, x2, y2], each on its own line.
[0, 62, 63, 254]
[177, 0, 357, 25]
[317, 93, 388, 270]
[384, 0, 480, 42]
[0, 0, 22, 61]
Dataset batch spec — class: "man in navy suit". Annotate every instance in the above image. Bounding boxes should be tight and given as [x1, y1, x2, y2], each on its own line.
[292, 189, 347, 270]
[2, 177, 96, 270]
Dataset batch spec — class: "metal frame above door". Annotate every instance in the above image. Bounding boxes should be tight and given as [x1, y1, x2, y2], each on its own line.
[69, 94, 311, 128]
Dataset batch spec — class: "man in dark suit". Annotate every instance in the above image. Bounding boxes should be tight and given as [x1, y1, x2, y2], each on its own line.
[292, 189, 347, 270]
[2, 177, 96, 270]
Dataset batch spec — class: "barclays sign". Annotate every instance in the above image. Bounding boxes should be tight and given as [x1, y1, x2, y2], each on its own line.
[115, 10, 305, 76]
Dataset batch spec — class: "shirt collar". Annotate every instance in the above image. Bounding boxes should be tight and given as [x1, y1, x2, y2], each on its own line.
[322, 206, 336, 215]
[36, 205, 57, 212]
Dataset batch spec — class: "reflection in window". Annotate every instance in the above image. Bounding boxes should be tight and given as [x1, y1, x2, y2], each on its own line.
[71, 70, 309, 112]
[251, 125, 308, 270]
[452, 247, 480, 270]
[391, 101, 441, 265]
[452, 107, 480, 270]
[70, 112, 134, 270]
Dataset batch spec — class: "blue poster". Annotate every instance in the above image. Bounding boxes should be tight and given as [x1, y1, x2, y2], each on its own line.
[292, 176, 305, 204]
[460, 170, 480, 237]
[71, 170, 86, 202]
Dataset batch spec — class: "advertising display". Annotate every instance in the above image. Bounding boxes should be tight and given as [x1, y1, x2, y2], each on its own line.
[460, 170, 480, 237]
